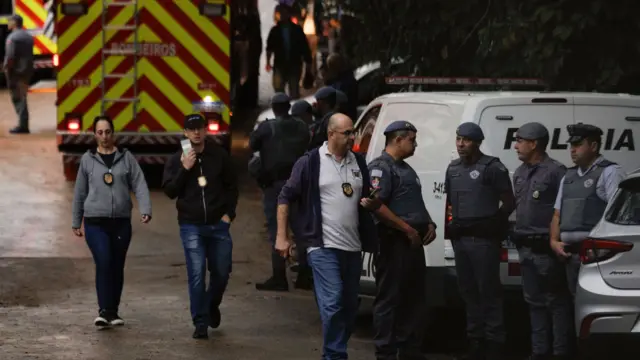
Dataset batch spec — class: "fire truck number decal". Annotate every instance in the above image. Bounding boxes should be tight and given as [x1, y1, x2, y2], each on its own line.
[198, 83, 218, 90]
[70, 78, 91, 87]
[109, 42, 177, 57]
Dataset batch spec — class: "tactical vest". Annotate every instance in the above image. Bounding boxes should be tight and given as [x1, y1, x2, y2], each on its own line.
[559, 160, 615, 232]
[513, 158, 565, 235]
[447, 155, 501, 220]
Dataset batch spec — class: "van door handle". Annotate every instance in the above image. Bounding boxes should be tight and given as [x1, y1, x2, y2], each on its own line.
[495, 115, 513, 121]
[625, 116, 640, 122]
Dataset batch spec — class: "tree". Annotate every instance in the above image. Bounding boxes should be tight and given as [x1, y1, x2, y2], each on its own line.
[346, 0, 640, 92]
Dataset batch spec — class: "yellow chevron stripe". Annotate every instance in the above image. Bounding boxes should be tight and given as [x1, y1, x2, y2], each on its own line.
[176, 1, 230, 57]
[56, 0, 101, 54]
[21, 0, 48, 23]
[35, 34, 57, 53]
[146, 3, 229, 91]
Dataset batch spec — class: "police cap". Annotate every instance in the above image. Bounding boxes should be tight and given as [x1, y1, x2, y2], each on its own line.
[314, 86, 336, 101]
[567, 122, 603, 143]
[336, 89, 347, 104]
[271, 92, 291, 105]
[291, 100, 312, 116]
[383, 120, 417, 135]
[516, 122, 549, 140]
[184, 113, 205, 129]
[456, 122, 484, 141]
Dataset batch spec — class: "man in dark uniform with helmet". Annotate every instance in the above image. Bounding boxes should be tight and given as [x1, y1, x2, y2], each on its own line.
[445, 122, 515, 360]
[512, 122, 573, 360]
[550, 123, 626, 297]
[368, 120, 436, 360]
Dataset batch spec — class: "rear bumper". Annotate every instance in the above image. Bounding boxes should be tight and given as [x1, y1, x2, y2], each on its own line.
[575, 265, 640, 339]
[57, 131, 231, 164]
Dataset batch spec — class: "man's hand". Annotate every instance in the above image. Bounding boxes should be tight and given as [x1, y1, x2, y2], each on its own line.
[141, 214, 151, 224]
[181, 149, 196, 170]
[360, 197, 381, 211]
[422, 224, 436, 246]
[551, 240, 570, 258]
[72, 228, 83, 237]
[404, 225, 421, 247]
[221, 214, 231, 224]
[275, 234, 291, 258]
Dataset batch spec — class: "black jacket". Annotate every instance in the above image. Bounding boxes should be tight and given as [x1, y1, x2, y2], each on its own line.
[162, 140, 238, 225]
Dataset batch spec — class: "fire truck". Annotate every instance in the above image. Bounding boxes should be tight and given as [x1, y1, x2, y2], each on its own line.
[0, 0, 58, 86]
[54, 0, 261, 181]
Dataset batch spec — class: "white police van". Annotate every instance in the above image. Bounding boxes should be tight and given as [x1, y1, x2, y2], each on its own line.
[353, 82, 640, 308]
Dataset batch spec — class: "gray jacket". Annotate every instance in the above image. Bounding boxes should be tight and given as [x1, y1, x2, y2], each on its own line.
[72, 149, 152, 228]
[3, 28, 34, 79]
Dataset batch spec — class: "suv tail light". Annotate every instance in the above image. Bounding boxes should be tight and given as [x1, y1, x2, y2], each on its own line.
[580, 238, 633, 265]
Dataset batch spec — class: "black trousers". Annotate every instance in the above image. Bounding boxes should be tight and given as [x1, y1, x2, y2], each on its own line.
[373, 228, 427, 360]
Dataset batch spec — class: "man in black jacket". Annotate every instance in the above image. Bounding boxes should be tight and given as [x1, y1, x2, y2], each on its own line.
[162, 114, 239, 340]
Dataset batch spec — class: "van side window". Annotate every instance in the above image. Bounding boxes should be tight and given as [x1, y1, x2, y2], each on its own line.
[353, 105, 381, 154]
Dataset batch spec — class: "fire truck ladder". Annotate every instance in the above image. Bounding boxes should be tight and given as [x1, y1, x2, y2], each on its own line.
[100, 0, 140, 118]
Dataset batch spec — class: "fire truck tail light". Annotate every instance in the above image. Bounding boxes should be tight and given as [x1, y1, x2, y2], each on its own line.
[53, 54, 59, 67]
[207, 120, 220, 133]
[67, 118, 81, 131]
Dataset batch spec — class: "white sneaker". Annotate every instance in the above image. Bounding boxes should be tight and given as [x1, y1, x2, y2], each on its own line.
[109, 314, 125, 326]
[94, 315, 110, 327]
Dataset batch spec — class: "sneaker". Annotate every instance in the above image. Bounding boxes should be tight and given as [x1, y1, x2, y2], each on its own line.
[108, 313, 125, 326]
[255, 276, 288, 292]
[94, 310, 110, 327]
[209, 305, 221, 329]
[192, 325, 208, 339]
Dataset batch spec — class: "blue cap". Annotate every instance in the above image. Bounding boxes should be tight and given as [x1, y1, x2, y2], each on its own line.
[291, 100, 312, 116]
[567, 122, 603, 143]
[383, 120, 417, 135]
[336, 89, 347, 104]
[456, 122, 484, 141]
[314, 86, 336, 101]
[271, 92, 291, 105]
[517, 122, 549, 140]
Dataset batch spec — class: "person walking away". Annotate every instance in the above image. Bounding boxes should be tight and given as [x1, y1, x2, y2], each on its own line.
[511, 122, 573, 360]
[308, 86, 338, 149]
[550, 123, 626, 296]
[71, 115, 152, 327]
[445, 122, 515, 360]
[266, 5, 312, 99]
[324, 53, 357, 121]
[368, 121, 437, 360]
[250, 93, 311, 291]
[162, 114, 239, 340]
[3, 15, 33, 134]
[275, 113, 380, 360]
[291, 99, 314, 126]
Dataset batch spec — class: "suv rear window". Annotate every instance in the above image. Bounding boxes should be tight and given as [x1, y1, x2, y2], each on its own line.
[606, 181, 640, 225]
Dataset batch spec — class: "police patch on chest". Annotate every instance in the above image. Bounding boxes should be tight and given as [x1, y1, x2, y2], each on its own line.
[470, 170, 480, 179]
[584, 178, 594, 188]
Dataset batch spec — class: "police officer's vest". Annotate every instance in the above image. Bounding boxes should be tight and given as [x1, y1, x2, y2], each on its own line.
[447, 155, 501, 220]
[559, 160, 616, 232]
[513, 158, 565, 235]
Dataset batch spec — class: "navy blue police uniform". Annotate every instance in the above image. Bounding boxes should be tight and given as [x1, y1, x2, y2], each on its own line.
[369, 121, 436, 360]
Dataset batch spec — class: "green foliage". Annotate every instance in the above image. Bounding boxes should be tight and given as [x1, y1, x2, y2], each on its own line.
[345, 0, 640, 91]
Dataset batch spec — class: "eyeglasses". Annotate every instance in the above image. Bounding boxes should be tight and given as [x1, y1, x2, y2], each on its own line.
[335, 129, 355, 136]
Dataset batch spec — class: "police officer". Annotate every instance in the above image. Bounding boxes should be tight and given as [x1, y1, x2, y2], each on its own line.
[249, 92, 310, 291]
[512, 122, 573, 360]
[308, 86, 338, 149]
[291, 99, 314, 126]
[445, 122, 515, 360]
[550, 123, 626, 297]
[3, 15, 34, 134]
[369, 121, 436, 360]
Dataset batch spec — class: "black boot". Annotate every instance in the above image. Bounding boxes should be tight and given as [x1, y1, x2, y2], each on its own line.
[485, 341, 504, 360]
[256, 252, 289, 291]
[294, 266, 313, 290]
[456, 338, 485, 360]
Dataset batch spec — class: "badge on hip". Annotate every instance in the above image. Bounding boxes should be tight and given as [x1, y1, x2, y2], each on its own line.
[342, 182, 354, 197]
[198, 176, 207, 188]
[103, 170, 114, 186]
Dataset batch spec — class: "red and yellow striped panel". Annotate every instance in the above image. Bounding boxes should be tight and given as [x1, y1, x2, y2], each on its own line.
[55, 0, 231, 133]
[15, 0, 57, 55]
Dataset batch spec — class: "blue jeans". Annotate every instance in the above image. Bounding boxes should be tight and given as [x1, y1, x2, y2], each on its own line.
[179, 222, 233, 326]
[84, 219, 132, 313]
[308, 248, 361, 360]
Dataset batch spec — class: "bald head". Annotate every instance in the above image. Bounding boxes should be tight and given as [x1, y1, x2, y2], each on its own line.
[328, 113, 353, 131]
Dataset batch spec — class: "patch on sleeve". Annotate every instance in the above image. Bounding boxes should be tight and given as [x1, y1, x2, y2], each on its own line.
[371, 169, 383, 178]
[371, 176, 381, 188]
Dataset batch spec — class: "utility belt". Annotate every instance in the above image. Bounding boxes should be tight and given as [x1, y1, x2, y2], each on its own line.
[512, 234, 552, 254]
[447, 214, 508, 241]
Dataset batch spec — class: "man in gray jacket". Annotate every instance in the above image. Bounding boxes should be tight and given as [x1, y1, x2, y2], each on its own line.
[3, 15, 34, 134]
